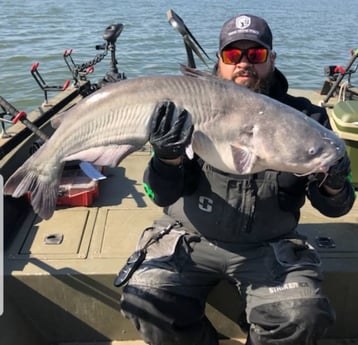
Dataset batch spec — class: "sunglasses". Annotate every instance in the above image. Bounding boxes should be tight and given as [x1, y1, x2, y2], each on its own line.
[221, 47, 269, 65]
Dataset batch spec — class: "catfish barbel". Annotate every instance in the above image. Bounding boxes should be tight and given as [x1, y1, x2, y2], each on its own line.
[4, 70, 345, 219]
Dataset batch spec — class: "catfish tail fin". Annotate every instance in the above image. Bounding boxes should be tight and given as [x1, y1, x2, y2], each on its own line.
[4, 153, 64, 220]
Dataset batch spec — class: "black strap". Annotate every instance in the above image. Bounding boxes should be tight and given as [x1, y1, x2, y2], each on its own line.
[113, 221, 181, 287]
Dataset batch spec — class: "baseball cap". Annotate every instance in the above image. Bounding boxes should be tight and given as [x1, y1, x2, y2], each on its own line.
[219, 14, 273, 52]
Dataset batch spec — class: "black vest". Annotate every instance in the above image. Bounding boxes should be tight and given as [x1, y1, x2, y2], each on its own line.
[165, 163, 299, 243]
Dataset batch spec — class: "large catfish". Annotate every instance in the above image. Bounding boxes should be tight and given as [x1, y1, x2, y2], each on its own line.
[4, 69, 345, 219]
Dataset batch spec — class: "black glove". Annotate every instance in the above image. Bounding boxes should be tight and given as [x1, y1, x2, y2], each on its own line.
[315, 152, 351, 190]
[149, 101, 194, 160]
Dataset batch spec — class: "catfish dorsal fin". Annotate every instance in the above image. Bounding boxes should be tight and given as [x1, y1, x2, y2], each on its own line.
[51, 111, 68, 128]
[179, 64, 219, 80]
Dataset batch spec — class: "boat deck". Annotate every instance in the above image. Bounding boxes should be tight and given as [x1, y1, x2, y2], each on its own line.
[3, 147, 357, 344]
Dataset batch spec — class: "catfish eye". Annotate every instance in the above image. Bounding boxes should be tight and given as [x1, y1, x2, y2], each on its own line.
[308, 147, 317, 156]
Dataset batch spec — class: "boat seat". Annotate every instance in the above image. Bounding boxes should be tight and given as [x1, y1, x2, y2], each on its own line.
[333, 100, 358, 124]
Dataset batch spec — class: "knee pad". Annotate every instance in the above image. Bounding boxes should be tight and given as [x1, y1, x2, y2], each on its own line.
[121, 285, 204, 328]
[248, 297, 335, 344]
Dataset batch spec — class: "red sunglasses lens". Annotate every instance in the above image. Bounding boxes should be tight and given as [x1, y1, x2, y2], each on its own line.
[221, 49, 242, 64]
[222, 48, 268, 64]
[247, 48, 268, 64]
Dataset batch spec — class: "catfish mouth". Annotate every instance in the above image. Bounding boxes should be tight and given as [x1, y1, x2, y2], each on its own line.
[293, 154, 342, 177]
[293, 165, 329, 177]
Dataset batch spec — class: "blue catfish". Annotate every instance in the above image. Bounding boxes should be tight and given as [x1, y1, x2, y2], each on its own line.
[4, 70, 345, 219]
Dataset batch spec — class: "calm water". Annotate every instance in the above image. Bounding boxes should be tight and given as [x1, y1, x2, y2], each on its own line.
[1, 0, 357, 112]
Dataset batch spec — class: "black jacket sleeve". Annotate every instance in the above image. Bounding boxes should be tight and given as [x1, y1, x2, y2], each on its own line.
[143, 155, 202, 207]
[307, 180, 356, 217]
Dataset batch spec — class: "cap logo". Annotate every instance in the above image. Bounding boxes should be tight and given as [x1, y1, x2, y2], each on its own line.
[236, 16, 251, 29]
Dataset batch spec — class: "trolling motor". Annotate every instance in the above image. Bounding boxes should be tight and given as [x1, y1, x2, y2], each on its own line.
[97, 23, 127, 85]
[28, 23, 126, 105]
[63, 23, 126, 88]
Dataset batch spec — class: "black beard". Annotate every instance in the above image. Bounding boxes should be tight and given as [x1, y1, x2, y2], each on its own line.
[250, 72, 275, 95]
[232, 68, 275, 95]
[216, 64, 275, 95]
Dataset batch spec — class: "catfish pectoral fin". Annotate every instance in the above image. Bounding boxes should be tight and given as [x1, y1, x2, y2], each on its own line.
[231, 145, 257, 175]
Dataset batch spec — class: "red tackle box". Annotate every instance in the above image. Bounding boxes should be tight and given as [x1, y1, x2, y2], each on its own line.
[56, 168, 99, 207]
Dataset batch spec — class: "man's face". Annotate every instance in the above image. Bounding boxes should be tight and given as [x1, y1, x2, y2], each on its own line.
[217, 40, 275, 93]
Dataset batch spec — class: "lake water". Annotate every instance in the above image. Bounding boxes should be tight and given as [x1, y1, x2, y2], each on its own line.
[1, 0, 357, 112]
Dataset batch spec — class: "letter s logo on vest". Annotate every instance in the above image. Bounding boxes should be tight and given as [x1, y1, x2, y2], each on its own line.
[198, 196, 213, 213]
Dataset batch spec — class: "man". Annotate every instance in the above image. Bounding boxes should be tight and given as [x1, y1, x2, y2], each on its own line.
[119, 14, 355, 345]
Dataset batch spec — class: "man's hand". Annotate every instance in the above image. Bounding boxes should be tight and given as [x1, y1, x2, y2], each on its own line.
[315, 152, 351, 193]
[150, 101, 194, 161]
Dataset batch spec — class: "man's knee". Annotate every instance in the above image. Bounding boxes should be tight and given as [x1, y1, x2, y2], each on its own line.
[247, 297, 335, 345]
[121, 285, 203, 326]
[121, 284, 218, 345]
